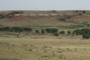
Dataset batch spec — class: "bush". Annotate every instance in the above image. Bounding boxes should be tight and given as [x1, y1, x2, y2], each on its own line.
[82, 34, 90, 39]
[73, 30, 80, 35]
[45, 28, 51, 33]
[60, 31, 65, 34]
[73, 28, 90, 39]
[45, 28, 58, 33]
[35, 30, 40, 33]
[0, 27, 10, 31]
[41, 29, 45, 34]
[23, 27, 32, 32]
[53, 32, 59, 36]
[11, 27, 23, 32]
[28, 48, 32, 51]
[67, 31, 71, 35]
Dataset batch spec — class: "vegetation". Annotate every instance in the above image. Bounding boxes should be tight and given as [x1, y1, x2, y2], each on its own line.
[67, 31, 71, 35]
[73, 28, 90, 39]
[60, 31, 65, 34]
[0, 11, 23, 19]
[0, 26, 90, 39]
[0, 10, 90, 60]
[35, 30, 40, 33]
[0, 26, 32, 32]
[41, 29, 45, 34]
[23, 27, 32, 32]
[53, 32, 59, 36]
[45, 28, 58, 33]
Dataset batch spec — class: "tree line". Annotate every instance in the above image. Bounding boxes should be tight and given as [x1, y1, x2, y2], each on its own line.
[0, 26, 32, 32]
[0, 26, 90, 39]
[0, 11, 23, 19]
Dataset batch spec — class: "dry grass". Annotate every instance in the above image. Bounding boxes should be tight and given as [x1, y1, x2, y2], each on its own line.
[0, 36, 90, 60]
[0, 11, 90, 60]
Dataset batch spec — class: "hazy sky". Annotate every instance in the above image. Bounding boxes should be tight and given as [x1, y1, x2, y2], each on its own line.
[0, 0, 90, 10]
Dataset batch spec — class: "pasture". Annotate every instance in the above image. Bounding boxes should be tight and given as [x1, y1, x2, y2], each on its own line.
[0, 35, 90, 60]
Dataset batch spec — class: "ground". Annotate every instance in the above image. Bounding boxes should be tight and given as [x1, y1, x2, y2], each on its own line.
[0, 10, 90, 60]
[0, 35, 90, 60]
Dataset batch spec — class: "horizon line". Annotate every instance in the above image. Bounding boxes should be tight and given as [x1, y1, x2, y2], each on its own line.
[0, 9, 90, 11]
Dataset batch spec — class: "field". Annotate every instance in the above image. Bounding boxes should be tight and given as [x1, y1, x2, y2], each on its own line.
[0, 36, 90, 60]
[0, 10, 90, 60]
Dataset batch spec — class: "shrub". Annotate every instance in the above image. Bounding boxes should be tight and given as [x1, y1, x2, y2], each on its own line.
[41, 29, 45, 34]
[82, 34, 90, 39]
[28, 48, 32, 51]
[45, 28, 58, 33]
[35, 30, 40, 33]
[73, 28, 90, 39]
[23, 27, 32, 32]
[60, 31, 65, 34]
[67, 31, 71, 35]
[73, 29, 82, 35]
[0, 27, 10, 31]
[53, 32, 59, 36]
[11, 27, 23, 32]
[82, 11, 86, 13]
[45, 28, 50, 33]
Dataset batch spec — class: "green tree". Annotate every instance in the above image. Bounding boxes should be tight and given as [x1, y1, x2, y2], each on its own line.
[11, 27, 23, 37]
[35, 30, 40, 33]
[23, 27, 32, 32]
[41, 29, 45, 34]
[82, 34, 90, 39]
[67, 31, 71, 35]
[60, 31, 65, 34]
[53, 32, 59, 36]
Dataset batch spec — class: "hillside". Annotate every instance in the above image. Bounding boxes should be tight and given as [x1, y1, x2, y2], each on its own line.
[0, 10, 90, 27]
[0, 10, 90, 60]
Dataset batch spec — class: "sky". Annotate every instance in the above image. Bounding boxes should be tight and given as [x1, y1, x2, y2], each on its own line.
[0, 0, 90, 10]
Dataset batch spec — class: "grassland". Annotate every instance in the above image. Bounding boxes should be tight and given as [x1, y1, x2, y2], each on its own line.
[0, 10, 90, 60]
[0, 35, 90, 60]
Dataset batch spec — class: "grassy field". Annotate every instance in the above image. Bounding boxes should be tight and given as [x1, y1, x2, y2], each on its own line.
[0, 35, 90, 60]
[0, 10, 90, 60]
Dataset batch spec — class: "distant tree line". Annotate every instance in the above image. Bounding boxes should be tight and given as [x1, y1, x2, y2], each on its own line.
[0, 11, 23, 19]
[0, 26, 90, 39]
[0, 26, 32, 32]
[45, 28, 58, 33]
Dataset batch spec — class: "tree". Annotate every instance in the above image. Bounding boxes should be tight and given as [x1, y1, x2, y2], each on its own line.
[0, 27, 10, 31]
[53, 32, 59, 36]
[73, 29, 81, 35]
[73, 28, 90, 39]
[11, 27, 23, 37]
[11, 27, 23, 32]
[41, 29, 45, 34]
[35, 30, 40, 33]
[67, 31, 71, 35]
[45, 28, 58, 33]
[82, 11, 86, 14]
[23, 27, 32, 32]
[45, 28, 51, 33]
[82, 34, 90, 39]
[60, 31, 65, 34]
